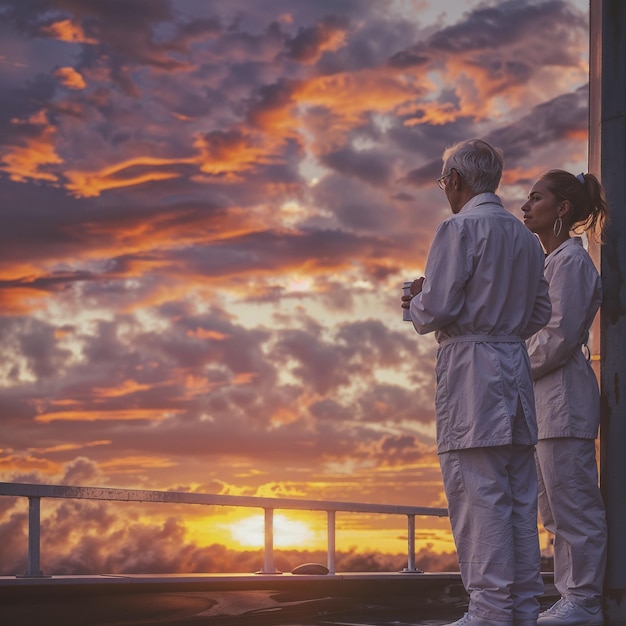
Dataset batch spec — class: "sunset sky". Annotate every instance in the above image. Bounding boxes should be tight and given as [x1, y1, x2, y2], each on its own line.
[0, 0, 591, 574]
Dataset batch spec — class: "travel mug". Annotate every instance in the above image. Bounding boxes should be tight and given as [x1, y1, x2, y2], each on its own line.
[402, 281, 412, 322]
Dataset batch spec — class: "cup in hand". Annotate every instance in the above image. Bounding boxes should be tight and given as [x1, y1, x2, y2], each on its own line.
[402, 281, 412, 322]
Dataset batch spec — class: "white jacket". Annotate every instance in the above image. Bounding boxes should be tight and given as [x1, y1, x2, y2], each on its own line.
[526, 237, 601, 439]
[411, 193, 551, 453]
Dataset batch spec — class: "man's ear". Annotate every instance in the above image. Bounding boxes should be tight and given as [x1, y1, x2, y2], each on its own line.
[452, 169, 461, 190]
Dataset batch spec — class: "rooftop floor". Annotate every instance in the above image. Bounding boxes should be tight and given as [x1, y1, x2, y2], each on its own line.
[0, 571, 558, 626]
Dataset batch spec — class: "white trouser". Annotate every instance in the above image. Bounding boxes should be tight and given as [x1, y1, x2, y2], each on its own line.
[440, 445, 543, 623]
[535, 438, 607, 606]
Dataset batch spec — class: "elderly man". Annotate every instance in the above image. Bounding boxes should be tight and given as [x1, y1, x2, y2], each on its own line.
[402, 139, 552, 626]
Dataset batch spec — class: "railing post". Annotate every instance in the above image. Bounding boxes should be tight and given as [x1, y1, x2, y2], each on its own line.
[402, 514, 422, 573]
[327, 510, 336, 574]
[26, 496, 43, 577]
[260, 508, 280, 574]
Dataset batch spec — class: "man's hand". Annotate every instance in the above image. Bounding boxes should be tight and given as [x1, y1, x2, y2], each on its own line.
[401, 277, 425, 310]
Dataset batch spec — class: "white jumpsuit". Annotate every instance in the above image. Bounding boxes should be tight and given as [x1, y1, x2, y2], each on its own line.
[526, 237, 607, 608]
[410, 193, 552, 624]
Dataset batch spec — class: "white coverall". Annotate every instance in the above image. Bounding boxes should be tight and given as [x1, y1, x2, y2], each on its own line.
[526, 237, 607, 608]
[410, 193, 552, 624]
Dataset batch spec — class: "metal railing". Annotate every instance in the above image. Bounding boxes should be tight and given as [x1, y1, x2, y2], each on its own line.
[0, 482, 448, 577]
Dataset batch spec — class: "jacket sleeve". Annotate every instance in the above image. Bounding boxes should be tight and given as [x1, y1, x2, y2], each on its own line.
[410, 219, 472, 335]
[527, 253, 595, 380]
[520, 270, 551, 340]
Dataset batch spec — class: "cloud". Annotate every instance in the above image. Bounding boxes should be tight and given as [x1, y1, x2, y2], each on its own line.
[53, 66, 87, 90]
[389, 0, 587, 123]
[285, 15, 350, 64]
[41, 19, 97, 44]
[0, 0, 590, 573]
[320, 147, 394, 188]
[1, 110, 63, 183]
[65, 156, 194, 197]
[490, 85, 589, 166]
[400, 85, 589, 189]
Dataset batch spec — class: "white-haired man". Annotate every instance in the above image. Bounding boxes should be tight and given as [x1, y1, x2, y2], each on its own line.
[402, 138, 552, 626]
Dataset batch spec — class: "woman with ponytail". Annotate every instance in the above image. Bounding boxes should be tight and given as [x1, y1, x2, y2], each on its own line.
[521, 170, 609, 626]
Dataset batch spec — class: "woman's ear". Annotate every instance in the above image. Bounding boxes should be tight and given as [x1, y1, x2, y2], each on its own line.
[558, 200, 571, 219]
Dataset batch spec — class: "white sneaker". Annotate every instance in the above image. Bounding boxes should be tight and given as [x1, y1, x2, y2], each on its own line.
[444, 613, 513, 626]
[537, 598, 603, 626]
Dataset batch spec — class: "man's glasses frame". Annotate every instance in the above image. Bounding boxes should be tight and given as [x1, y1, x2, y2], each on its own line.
[437, 168, 461, 190]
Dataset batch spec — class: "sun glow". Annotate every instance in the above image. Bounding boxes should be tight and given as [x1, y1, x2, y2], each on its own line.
[229, 513, 319, 549]
[286, 275, 313, 293]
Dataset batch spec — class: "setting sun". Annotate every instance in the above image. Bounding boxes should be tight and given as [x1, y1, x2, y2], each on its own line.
[229, 513, 320, 549]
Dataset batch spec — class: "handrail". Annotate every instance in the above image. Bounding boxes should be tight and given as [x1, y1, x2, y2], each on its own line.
[0, 482, 448, 578]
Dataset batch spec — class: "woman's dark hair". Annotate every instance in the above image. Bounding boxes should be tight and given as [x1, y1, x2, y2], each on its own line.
[542, 169, 609, 240]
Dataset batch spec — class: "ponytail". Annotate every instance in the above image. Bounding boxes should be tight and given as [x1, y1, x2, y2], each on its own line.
[542, 170, 609, 241]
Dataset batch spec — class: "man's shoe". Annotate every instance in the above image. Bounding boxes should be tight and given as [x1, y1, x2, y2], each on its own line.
[537, 599, 603, 626]
[444, 613, 512, 626]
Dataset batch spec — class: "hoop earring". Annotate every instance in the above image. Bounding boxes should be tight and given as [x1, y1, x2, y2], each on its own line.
[553, 216, 563, 237]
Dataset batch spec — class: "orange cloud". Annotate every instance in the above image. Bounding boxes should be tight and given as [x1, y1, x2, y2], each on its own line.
[64, 156, 194, 197]
[183, 374, 213, 392]
[177, 371, 256, 398]
[427, 48, 586, 125]
[91, 380, 153, 399]
[232, 372, 257, 385]
[0, 453, 62, 475]
[291, 68, 431, 155]
[45, 128, 289, 199]
[47, 399, 79, 407]
[54, 66, 87, 90]
[2, 111, 63, 183]
[194, 129, 282, 179]
[268, 406, 300, 426]
[187, 329, 230, 340]
[75, 207, 265, 261]
[288, 20, 348, 65]
[35, 409, 183, 423]
[297, 69, 420, 121]
[41, 19, 97, 44]
[502, 165, 547, 186]
[54, 328, 73, 339]
[401, 101, 462, 127]
[0, 287, 51, 315]
[314, 28, 347, 58]
[0, 262, 51, 280]
[27, 440, 111, 454]
[566, 127, 588, 142]
[99, 455, 178, 471]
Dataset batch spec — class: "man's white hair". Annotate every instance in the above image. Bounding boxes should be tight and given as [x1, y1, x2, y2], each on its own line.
[442, 138, 504, 193]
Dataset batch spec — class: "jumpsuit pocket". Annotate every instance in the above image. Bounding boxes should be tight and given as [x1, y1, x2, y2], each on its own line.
[440, 453, 466, 499]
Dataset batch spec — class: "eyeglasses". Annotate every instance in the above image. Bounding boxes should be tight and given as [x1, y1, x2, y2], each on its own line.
[437, 168, 461, 190]
[437, 172, 451, 190]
